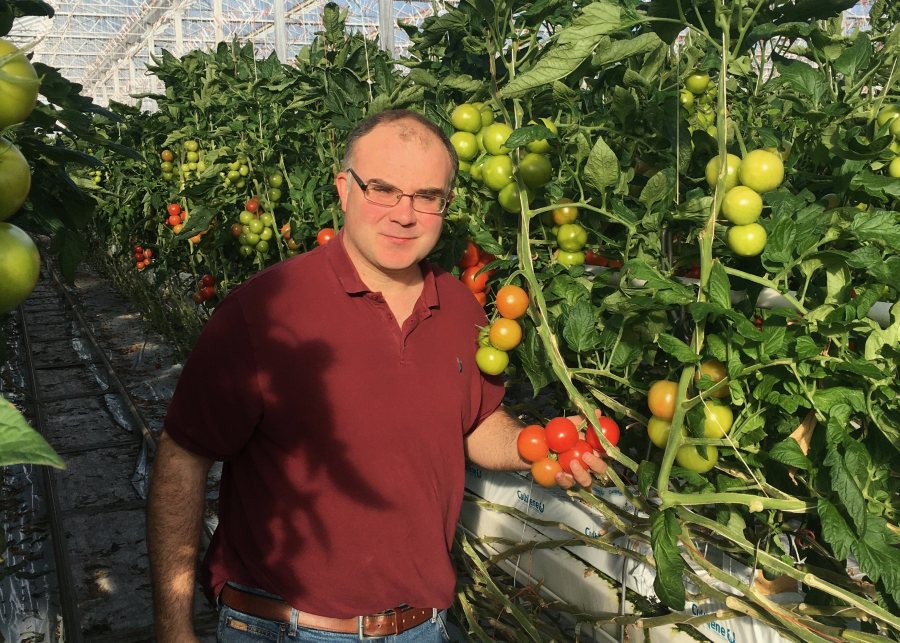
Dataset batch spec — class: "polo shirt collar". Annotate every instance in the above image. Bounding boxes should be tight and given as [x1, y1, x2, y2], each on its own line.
[326, 230, 440, 309]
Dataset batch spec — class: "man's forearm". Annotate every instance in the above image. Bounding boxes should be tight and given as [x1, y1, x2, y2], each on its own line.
[464, 406, 529, 470]
[147, 432, 212, 642]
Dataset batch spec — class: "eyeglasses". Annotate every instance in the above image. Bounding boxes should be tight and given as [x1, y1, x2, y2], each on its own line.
[345, 168, 450, 215]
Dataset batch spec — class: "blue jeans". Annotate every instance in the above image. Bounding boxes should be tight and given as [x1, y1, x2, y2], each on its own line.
[217, 584, 451, 643]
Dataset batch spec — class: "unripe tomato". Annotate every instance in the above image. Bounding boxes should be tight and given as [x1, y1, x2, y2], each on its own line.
[489, 318, 522, 351]
[479, 105, 495, 127]
[889, 157, 900, 178]
[239, 210, 254, 225]
[647, 416, 672, 448]
[703, 403, 734, 438]
[269, 172, 284, 188]
[676, 445, 718, 473]
[531, 458, 563, 487]
[685, 72, 711, 95]
[184, 140, 200, 152]
[160, 149, 174, 162]
[545, 417, 578, 453]
[739, 150, 784, 193]
[461, 265, 489, 292]
[450, 131, 479, 161]
[891, 117, 900, 140]
[525, 118, 558, 153]
[475, 345, 508, 375]
[495, 284, 529, 319]
[481, 123, 513, 155]
[705, 154, 742, 191]
[259, 212, 275, 226]
[552, 198, 579, 225]
[727, 223, 767, 257]
[517, 425, 549, 462]
[557, 439, 593, 474]
[470, 156, 486, 183]
[721, 186, 763, 225]
[173, 223, 184, 234]
[518, 152, 552, 188]
[557, 250, 585, 267]
[0, 222, 40, 314]
[482, 155, 514, 191]
[0, 138, 31, 221]
[317, 227, 335, 246]
[230, 223, 243, 238]
[696, 359, 728, 398]
[248, 219, 264, 235]
[679, 89, 694, 108]
[556, 223, 587, 252]
[497, 182, 529, 213]
[876, 105, 899, 128]
[648, 380, 678, 420]
[0, 39, 40, 129]
[585, 416, 620, 454]
[450, 104, 482, 133]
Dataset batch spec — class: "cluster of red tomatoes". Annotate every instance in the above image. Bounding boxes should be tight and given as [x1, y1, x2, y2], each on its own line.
[475, 284, 529, 376]
[707, 148, 784, 258]
[457, 239, 496, 306]
[449, 103, 555, 214]
[133, 245, 154, 271]
[191, 273, 217, 304]
[165, 202, 186, 233]
[517, 412, 620, 487]
[645, 359, 734, 473]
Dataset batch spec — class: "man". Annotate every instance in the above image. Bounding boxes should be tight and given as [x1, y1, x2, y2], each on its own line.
[147, 109, 606, 642]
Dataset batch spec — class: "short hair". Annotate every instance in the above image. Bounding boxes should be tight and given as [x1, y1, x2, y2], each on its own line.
[340, 109, 459, 187]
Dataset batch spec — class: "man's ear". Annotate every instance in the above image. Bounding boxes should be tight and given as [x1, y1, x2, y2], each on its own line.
[335, 171, 349, 210]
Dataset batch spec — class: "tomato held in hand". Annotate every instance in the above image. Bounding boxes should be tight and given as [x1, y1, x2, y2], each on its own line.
[517, 425, 549, 462]
[531, 458, 563, 487]
[558, 439, 592, 474]
[648, 380, 678, 420]
[584, 416, 620, 454]
[545, 417, 579, 453]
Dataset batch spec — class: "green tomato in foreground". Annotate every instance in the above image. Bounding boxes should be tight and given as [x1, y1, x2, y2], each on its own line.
[891, 117, 900, 140]
[482, 155, 514, 191]
[0, 222, 40, 314]
[557, 250, 585, 267]
[676, 445, 718, 473]
[647, 416, 672, 448]
[0, 138, 31, 221]
[450, 104, 482, 134]
[518, 152, 552, 188]
[525, 118, 558, 153]
[889, 156, 900, 178]
[703, 403, 734, 438]
[498, 183, 526, 213]
[482, 123, 513, 155]
[556, 223, 588, 251]
[705, 154, 742, 191]
[722, 186, 763, 225]
[475, 346, 509, 375]
[739, 149, 784, 193]
[685, 72, 711, 95]
[727, 223, 768, 257]
[876, 105, 900, 128]
[450, 131, 479, 161]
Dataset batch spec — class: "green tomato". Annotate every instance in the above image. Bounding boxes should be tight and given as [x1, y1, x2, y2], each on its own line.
[891, 117, 900, 140]
[259, 213, 275, 226]
[238, 210, 254, 225]
[647, 416, 672, 448]
[518, 152, 552, 188]
[269, 172, 284, 188]
[458, 160, 472, 173]
[0, 39, 40, 129]
[679, 89, 694, 109]
[475, 345, 509, 375]
[470, 156, 486, 182]
[160, 161, 174, 172]
[556, 223, 587, 252]
[703, 403, 734, 438]
[479, 106, 495, 127]
[525, 118, 558, 153]
[727, 223, 767, 257]
[685, 72, 711, 95]
[557, 250, 585, 267]
[482, 155, 514, 191]
[255, 240, 270, 253]
[0, 222, 40, 314]
[889, 156, 900, 178]
[739, 149, 784, 193]
[239, 245, 254, 257]
[676, 445, 718, 473]
[876, 105, 900, 128]
[450, 131, 479, 161]
[498, 182, 525, 213]
[705, 154, 742, 191]
[721, 186, 763, 225]
[481, 123, 513, 155]
[0, 139, 31, 221]
[450, 104, 483, 133]
[260, 228, 273, 241]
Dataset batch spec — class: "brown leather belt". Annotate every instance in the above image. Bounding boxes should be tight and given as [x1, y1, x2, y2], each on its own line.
[220, 584, 437, 638]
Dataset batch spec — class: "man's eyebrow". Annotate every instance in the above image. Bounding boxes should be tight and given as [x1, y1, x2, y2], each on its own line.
[368, 177, 446, 195]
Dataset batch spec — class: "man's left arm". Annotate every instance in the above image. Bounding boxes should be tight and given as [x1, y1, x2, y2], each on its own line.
[464, 406, 607, 489]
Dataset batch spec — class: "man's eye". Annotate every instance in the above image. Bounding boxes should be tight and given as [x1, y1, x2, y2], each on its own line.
[416, 194, 441, 204]
[370, 184, 397, 194]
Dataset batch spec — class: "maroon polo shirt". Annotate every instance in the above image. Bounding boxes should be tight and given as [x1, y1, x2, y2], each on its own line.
[163, 234, 505, 617]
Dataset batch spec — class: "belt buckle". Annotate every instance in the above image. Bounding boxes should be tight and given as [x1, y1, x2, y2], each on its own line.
[357, 605, 404, 640]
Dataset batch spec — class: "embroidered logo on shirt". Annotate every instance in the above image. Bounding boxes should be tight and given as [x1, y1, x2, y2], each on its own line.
[457, 357, 463, 373]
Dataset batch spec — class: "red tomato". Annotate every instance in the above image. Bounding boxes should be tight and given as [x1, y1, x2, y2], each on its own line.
[166, 203, 181, 217]
[531, 458, 563, 487]
[495, 284, 529, 319]
[473, 290, 487, 307]
[200, 273, 215, 287]
[245, 197, 259, 213]
[516, 425, 549, 463]
[648, 380, 678, 420]
[167, 214, 181, 226]
[317, 228, 335, 246]
[200, 285, 216, 300]
[584, 416, 620, 454]
[134, 245, 143, 253]
[545, 417, 578, 453]
[458, 240, 480, 269]
[143, 248, 153, 259]
[584, 250, 608, 266]
[461, 265, 489, 292]
[557, 439, 592, 474]
[478, 249, 496, 265]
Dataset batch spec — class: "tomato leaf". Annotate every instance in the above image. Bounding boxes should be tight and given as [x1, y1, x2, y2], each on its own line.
[638, 168, 672, 209]
[637, 460, 658, 497]
[517, 323, 552, 396]
[0, 398, 64, 468]
[768, 438, 812, 470]
[849, 210, 900, 249]
[505, 123, 555, 150]
[650, 509, 685, 610]
[833, 33, 872, 79]
[773, 60, 827, 108]
[562, 298, 601, 352]
[813, 387, 866, 416]
[817, 498, 855, 560]
[657, 334, 699, 364]
[584, 134, 620, 194]
[854, 515, 900, 605]
[793, 336, 820, 360]
[707, 261, 731, 310]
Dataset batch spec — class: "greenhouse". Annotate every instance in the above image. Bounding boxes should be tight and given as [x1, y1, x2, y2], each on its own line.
[1, 0, 898, 641]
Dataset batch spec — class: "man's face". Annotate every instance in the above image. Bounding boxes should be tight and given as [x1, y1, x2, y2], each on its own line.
[335, 120, 454, 282]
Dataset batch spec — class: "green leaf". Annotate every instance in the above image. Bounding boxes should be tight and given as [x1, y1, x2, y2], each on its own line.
[824, 441, 869, 531]
[505, 123, 555, 150]
[818, 498, 855, 560]
[813, 387, 866, 416]
[768, 438, 812, 470]
[639, 168, 673, 209]
[793, 336, 820, 360]
[761, 216, 796, 267]
[562, 298, 600, 352]
[650, 509, 685, 610]
[707, 261, 731, 310]
[849, 209, 900, 250]
[518, 323, 552, 395]
[833, 33, 872, 79]
[638, 460, 659, 497]
[855, 515, 900, 604]
[657, 334, 699, 364]
[590, 32, 663, 69]
[0, 398, 64, 468]
[774, 60, 826, 107]
[850, 172, 900, 200]
[584, 135, 619, 193]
